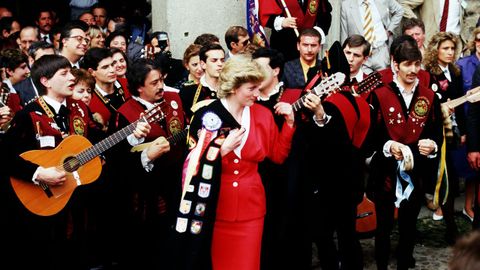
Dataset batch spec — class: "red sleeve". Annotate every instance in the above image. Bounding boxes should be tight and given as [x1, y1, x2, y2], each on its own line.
[258, 105, 295, 164]
[259, 0, 283, 26]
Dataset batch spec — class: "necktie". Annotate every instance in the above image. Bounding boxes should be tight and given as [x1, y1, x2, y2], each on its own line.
[55, 105, 69, 133]
[363, 0, 375, 45]
[439, 0, 449, 32]
[43, 35, 48, 42]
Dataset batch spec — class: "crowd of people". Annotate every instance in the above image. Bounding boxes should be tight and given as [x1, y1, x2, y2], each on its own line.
[1, 1, 480, 270]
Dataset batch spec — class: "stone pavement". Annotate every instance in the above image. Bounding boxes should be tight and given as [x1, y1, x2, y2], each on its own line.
[312, 194, 475, 270]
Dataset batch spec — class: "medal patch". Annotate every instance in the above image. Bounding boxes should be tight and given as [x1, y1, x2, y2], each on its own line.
[431, 84, 438, 92]
[206, 146, 220, 161]
[308, 0, 318, 15]
[169, 117, 182, 134]
[202, 112, 222, 131]
[195, 203, 206, 217]
[176, 217, 188, 233]
[413, 97, 429, 118]
[179, 199, 192, 214]
[170, 100, 179, 109]
[202, 164, 213, 180]
[198, 182, 211, 198]
[72, 116, 85, 135]
[190, 220, 203, 234]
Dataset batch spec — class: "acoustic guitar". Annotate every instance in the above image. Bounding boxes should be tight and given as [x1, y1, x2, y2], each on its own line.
[10, 101, 167, 216]
[356, 193, 376, 236]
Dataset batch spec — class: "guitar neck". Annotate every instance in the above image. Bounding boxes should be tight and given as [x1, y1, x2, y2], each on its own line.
[167, 128, 189, 145]
[76, 120, 139, 165]
[443, 96, 469, 109]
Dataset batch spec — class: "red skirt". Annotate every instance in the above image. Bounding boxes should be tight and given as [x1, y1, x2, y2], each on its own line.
[211, 217, 264, 270]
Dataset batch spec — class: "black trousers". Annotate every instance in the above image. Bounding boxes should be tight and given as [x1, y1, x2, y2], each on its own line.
[374, 184, 422, 270]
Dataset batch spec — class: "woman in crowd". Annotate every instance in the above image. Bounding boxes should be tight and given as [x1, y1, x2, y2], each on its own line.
[87, 25, 106, 49]
[424, 31, 465, 244]
[174, 56, 296, 270]
[177, 43, 203, 88]
[106, 30, 127, 53]
[111, 47, 128, 79]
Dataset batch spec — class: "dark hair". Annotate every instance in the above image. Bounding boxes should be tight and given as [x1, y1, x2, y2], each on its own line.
[194, 33, 220, 47]
[105, 30, 128, 48]
[449, 231, 480, 270]
[28, 41, 54, 59]
[59, 20, 89, 51]
[252, 47, 285, 78]
[224, 26, 248, 50]
[391, 35, 422, 64]
[342, 34, 371, 57]
[0, 17, 18, 34]
[199, 43, 224, 62]
[390, 35, 418, 56]
[31, 54, 71, 95]
[71, 68, 95, 90]
[0, 48, 27, 72]
[126, 58, 160, 96]
[298, 28, 322, 44]
[401, 18, 425, 34]
[110, 47, 129, 70]
[81, 47, 113, 70]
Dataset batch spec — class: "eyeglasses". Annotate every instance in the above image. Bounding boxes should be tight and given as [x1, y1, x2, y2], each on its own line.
[240, 39, 250, 46]
[69, 35, 90, 44]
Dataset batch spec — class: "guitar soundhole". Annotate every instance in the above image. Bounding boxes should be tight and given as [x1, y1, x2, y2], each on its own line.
[63, 156, 80, 172]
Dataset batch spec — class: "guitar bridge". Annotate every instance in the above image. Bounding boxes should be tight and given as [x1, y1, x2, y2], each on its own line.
[40, 182, 53, 198]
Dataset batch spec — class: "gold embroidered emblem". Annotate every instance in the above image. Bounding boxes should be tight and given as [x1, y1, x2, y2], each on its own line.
[308, 0, 318, 15]
[413, 97, 429, 118]
[72, 116, 85, 135]
[169, 117, 182, 134]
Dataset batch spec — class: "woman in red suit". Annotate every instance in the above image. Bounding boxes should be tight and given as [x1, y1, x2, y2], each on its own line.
[173, 56, 295, 270]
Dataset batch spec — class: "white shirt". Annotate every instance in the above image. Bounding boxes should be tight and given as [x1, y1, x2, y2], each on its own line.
[42, 95, 67, 114]
[40, 33, 52, 44]
[351, 69, 365, 83]
[200, 75, 217, 92]
[220, 98, 250, 158]
[393, 75, 419, 108]
[258, 82, 283, 101]
[439, 0, 461, 35]
[439, 64, 452, 82]
[358, 0, 388, 49]
[2, 79, 17, 93]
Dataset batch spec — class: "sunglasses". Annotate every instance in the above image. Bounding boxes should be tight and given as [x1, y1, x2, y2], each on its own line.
[475, 38, 480, 42]
[240, 39, 250, 46]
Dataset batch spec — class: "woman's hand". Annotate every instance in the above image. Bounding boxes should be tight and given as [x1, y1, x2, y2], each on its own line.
[220, 128, 245, 157]
[274, 102, 294, 127]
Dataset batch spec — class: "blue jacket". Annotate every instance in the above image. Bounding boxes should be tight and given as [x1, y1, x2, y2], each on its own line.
[457, 54, 480, 93]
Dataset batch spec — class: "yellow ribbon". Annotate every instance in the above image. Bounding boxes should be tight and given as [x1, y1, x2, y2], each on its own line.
[433, 128, 449, 207]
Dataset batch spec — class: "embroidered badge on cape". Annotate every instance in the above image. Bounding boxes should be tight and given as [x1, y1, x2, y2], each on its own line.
[308, 0, 318, 15]
[168, 117, 182, 134]
[72, 116, 85, 135]
[413, 97, 429, 118]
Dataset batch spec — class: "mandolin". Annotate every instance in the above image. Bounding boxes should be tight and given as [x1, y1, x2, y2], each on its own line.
[356, 193, 377, 236]
[10, 101, 168, 216]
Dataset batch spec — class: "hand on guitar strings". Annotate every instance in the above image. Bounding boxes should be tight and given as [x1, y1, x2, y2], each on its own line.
[133, 113, 152, 139]
[303, 93, 325, 120]
[146, 136, 171, 160]
[0, 106, 12, 125]
[36, 166, 67, 186]
[274, 102, 295, 127]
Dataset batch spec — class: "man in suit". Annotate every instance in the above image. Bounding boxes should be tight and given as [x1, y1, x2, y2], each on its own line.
[259, 0, 332, 62]
[401, 0, 476, 48]
[281, 28, 322, 89]
[224, 26, 250, 61]
[14, 41, 56, 106]
[59, 21, 89, 68]
[341, 0, 404, 72]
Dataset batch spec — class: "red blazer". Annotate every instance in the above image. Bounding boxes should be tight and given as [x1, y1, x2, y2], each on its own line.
[215, 104, 295, 221]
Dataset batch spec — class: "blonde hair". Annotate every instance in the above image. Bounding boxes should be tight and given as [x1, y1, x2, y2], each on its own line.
[423, 32, 461, 76]
[465, 27, 480, 55]
[217, 56, 265, 99]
